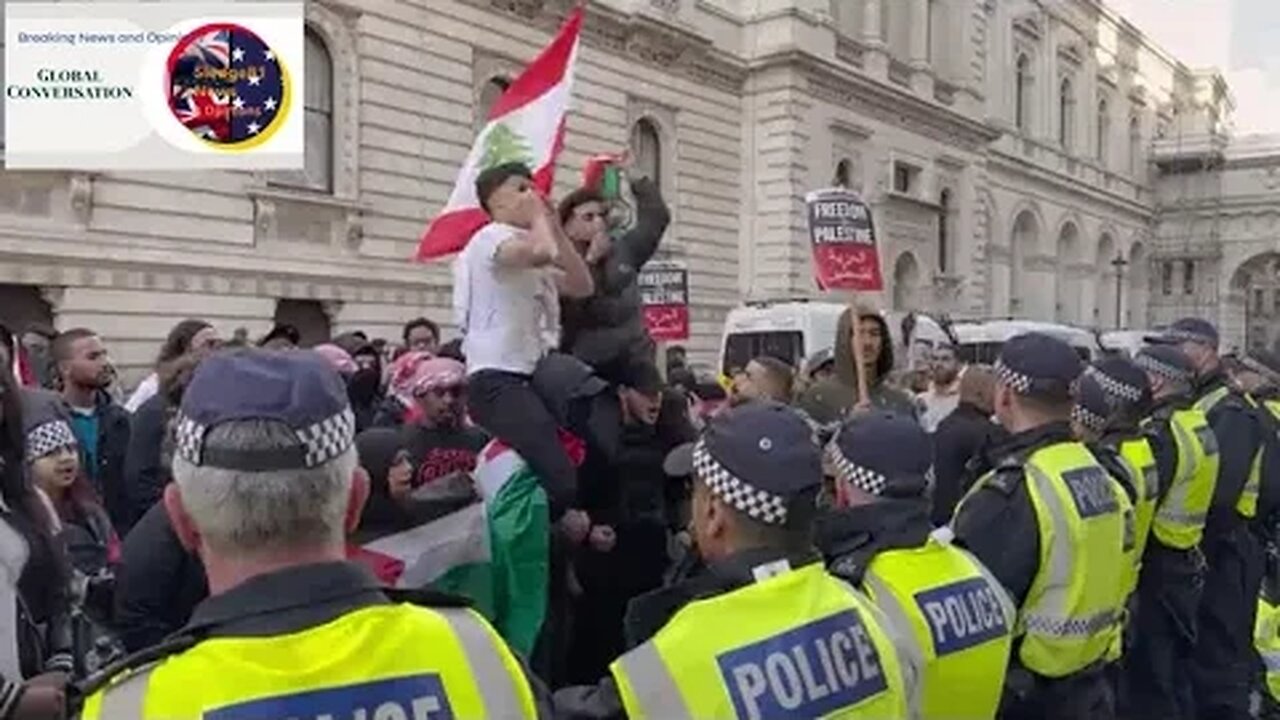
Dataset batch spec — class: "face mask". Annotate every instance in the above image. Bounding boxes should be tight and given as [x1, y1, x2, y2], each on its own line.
[347, 368, 381, 404]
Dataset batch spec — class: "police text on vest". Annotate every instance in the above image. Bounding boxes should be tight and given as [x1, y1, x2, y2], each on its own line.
[716, 610, 887, 720]
[205, 674, 455, 720]
[913, 577, 1009, 656]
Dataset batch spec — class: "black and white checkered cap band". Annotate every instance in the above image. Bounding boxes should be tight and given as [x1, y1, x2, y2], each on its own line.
[825, 441, 888, 496]
[1071, 403, 1108, 434]
[1085, 366, 1145, 405]
[1134, 353, 1189, 382]
[994, 359, 1034, 395]
[26, 421, 76, 461]
[1164, 328, 1215, 346]
[691, 440, 789, 525]
[174, 408, 356, 470]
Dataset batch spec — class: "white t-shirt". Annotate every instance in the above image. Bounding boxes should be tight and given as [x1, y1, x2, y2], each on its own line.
[124, 372, 159, 413]
[453, 222, 561, 376]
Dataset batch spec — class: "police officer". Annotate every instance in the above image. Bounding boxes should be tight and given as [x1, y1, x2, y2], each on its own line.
[1149, 318, 1264, 719]
[1071, 359, 1158, 594]
[78, 350, 547, 719]
[555, 401, 915, 718]
[1120, 344, 1219, 720]
[952, 333, 1131, 720]
[816, 411, 1015, 719]
[1256, 541, 1280, 720]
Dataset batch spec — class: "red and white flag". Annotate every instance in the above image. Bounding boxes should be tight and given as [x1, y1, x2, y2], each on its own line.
[415, 8, 584, 261]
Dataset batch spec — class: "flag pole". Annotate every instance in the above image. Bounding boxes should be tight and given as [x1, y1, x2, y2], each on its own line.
[849, 291, 869, 408]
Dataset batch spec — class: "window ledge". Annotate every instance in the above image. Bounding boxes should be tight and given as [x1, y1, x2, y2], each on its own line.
[249, 183, 365, 212]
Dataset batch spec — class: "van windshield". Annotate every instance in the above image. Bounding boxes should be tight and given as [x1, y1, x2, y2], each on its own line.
[722, 331, 804, 375]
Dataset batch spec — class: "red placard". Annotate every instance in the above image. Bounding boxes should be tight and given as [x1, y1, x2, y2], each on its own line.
[806, 188, 883, 292]
[639, 262, 690, 341]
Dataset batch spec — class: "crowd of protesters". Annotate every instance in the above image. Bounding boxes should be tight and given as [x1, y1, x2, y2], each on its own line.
[0, 146, 1278, 720]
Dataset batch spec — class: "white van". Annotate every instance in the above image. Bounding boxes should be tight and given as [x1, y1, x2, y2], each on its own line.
[717, 301, 953, 375]
[948, 320, 1102, 364]
[719, 301, 846, 375]
[1099, 329, 1157, 357]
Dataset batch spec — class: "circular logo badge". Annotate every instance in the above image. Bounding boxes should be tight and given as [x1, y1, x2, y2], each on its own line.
[165, 22, 291, 150]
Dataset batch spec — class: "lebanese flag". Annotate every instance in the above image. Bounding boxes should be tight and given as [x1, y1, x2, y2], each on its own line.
[414, 7, 584, 261]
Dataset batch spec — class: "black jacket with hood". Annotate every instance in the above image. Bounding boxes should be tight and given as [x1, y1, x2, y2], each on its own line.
[798, 307, 916, 425]
[560, 177, 670, 381]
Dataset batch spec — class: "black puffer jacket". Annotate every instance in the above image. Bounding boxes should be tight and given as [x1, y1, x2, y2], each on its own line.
[560, 178, 670, 381]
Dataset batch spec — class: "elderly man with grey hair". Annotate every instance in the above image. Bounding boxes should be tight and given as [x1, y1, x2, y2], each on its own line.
[78, 349, 549, 719]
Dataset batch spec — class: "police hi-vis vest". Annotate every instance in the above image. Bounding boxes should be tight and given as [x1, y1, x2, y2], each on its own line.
[1117, 436, 1159, 562]
[1147, 407, 1219, 550]
[860, 530, 1015, 719]
[960, 441, 1130, 678]
[81, 604, 537, 720]
[1256, 594, 1280, 702]
[611, 562, 909, 720]
[1196, 385, 1260, 519]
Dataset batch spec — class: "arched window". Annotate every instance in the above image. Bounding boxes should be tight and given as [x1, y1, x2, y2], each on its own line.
[631, 119, 662, 193]
[1015, 54, 1031, 131]
[477, 76, 510, 126]
[1096, 99, 1109, 163]
[937, 189, 951, 274]
[1129, 116, 1142, 176]
[834, 158, 852, 188]
[301, 27, 334, 192]
[1058, 77, 1075, 150]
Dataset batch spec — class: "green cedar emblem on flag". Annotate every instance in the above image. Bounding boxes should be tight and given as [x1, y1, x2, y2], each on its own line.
[480, 123, 535, 171]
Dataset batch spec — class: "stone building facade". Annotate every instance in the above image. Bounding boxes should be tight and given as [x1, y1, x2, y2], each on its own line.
[0, 0, 1270, 384]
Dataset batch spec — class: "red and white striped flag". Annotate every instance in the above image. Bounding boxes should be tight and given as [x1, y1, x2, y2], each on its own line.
[415, 7, 584, 261]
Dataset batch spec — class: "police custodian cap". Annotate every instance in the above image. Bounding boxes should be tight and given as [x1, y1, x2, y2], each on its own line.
[174, 349, 356, 472]
[665, 401, 822, 526]
[827, 411, 931, 499]
[994, 333, 1083, 400]
[1072, 373, 1113, 435]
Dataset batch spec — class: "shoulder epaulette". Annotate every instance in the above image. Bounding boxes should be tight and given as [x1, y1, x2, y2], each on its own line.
[72, 634, 198, 702]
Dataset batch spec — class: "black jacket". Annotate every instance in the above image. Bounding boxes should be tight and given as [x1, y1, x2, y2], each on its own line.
[931, 403, 1002, 526]
[815, 498, 934, 584]
[72, 390, 132, 534]
[112, 502, 208, 653]
[560, 178, 670, 380]
[123, 392, 170, 528]
[951, 423, 1080, 606]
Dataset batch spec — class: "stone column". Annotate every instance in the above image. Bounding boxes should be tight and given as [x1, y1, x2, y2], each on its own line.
[909, 0, 934, 97]
[862, 0, 889, 79]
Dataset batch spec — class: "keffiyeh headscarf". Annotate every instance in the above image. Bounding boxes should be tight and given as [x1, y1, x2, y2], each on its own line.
[388, 351, 465, 405]
[26, 419, 77, 462]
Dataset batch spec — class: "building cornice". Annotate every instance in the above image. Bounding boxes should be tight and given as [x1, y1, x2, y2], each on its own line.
[456, 0, 748, 93]
[756, 50, 1001, 153]
[989, 148, 1153, 220]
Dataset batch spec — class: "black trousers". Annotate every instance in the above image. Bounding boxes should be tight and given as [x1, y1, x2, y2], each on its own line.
[1123, 543, 1204, 720]
[999, 663, 1115, 720]
[1190, 523, 1264, 720]
[467, 369, 576, 517]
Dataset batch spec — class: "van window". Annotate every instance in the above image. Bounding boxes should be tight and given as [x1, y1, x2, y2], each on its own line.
[957, 341, 1092, 365]
[956, 342, 1002, 365]
[722, 331, 804, 375]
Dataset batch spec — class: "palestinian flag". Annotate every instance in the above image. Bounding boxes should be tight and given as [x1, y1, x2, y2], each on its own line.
[415, 7, 583, 260]
[354, 431, 583, 656]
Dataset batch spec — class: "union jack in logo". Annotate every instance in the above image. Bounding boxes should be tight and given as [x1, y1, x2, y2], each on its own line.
[166, 23, 288, 146]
